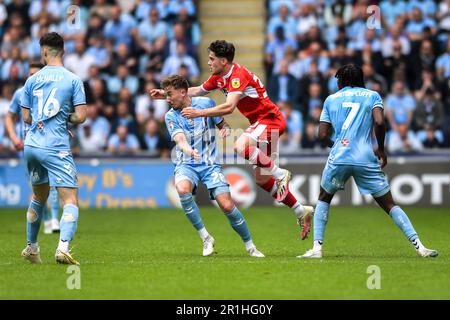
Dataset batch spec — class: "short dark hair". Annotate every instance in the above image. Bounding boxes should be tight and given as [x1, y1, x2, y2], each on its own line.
[208, 40, 235, 62]
[161, 75, 189, 91]
[335, 64, 365, 88]
[29, 62, 45, 69]
[39, 32, 64, 53]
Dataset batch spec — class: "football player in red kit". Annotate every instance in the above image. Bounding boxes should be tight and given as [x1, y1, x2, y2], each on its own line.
[151, 40, 313, 239]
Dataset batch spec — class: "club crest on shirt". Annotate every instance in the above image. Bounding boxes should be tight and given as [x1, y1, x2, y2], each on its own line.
[341, 139, 350, 147]
[231, 78, 240, 89]
[168, 119, 174, 130]
[187, 118, 194, 125]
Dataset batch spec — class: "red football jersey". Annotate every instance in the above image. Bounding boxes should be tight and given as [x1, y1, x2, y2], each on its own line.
[200, 63, 283, 124]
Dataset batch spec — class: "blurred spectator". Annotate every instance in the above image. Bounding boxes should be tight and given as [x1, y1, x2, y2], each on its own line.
[167, 22, 196, 59]
[388, 123, 424, 153]
[386, 81, 417, 131]
[109, 42, 137, 74]
[136, 81, 169, 124]
[78, 104, 110, 153]
[301, 120, 321, 150]
[296, 4, 318, 39]
[89, 0, 111, 20]
[107, 64, 139, 96]
[438, 0, 450, 32]
[406, 7, 437, 43]
[278, 101, 302, 152]
[297, 42, 330, 78]
[418, 124, 444, 148]
[141, 117, 172, 158]
[111, 102, 138, 136]
[107, 125, 140, 155]
[136, 7, 168, 52]
[268, 59, 299, 107]
[174, 7, 200, 47]
[64, 38, 96, 81]
[161, 42, 199, 80]
[86, 35, 111, 70]
[302, 82, 325, 121]
[2, 44, 27, 80]
[415, 88, 444, 141]
[324, 0, 353, 27]
[436, 37, 450, 81]
[0, 1, 7, 45]
[380, 0, 406, 27]
[29, 0, 60, 24]
[265, 26, 297, 76]
[267, 4, 297, 41]
[103, 5, 136, 49]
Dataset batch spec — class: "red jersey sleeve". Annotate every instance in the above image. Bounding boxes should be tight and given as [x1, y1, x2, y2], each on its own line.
[200, 75, 219, 92]
[227, 69, 250, 94]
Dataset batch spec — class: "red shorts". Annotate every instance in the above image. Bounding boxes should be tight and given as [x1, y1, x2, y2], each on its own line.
[242, 115, 286, 156]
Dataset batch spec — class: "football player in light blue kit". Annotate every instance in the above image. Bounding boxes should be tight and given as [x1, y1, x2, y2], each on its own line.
[5, 62, 61, 235]
[20, 32, 87, 265]
[162, 75, 264, 257]
[299, 64, 438, 259]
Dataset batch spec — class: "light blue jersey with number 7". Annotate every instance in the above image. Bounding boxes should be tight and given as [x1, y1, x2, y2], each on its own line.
[320, 86, 383, 168]
[20, 65, 86, 150]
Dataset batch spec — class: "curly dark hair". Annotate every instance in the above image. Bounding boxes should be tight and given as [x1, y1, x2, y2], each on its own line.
[208, 40, 235, 62]
[335, 64, 366, 89]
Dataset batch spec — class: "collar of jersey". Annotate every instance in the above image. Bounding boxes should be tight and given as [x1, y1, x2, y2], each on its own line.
[222, 64, 235, 80]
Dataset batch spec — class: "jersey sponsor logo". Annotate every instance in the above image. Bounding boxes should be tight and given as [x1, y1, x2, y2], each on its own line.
[231, 78, 241, 89]
[32, 171, 40, 183]
[37, 121, 44, 131]
[217, 81, 222, 87]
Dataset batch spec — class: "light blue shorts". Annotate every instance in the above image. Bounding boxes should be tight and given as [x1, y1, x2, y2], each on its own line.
[24, 146, 78, 188]
[321, 162, 389, 197]
[174, 164, 230, 199]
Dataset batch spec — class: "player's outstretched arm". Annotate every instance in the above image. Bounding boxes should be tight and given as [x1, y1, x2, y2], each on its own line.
[187, 86, 207, 97]
[69, 105, 87, 124]
[173, 132, 201, 161]
[373, 107, 387, 168]
[182, 92, 239, 118]
[5, 112, 23, 150]
[318, 121, 334, 148]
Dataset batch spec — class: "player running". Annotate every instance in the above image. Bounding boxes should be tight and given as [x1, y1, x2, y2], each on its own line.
[298, 64, 438, 259]
[151, 40, 313, 239]
[5, 62, 61, 235]
[162, 75, 265, 258]
[20, 32, 87, 265]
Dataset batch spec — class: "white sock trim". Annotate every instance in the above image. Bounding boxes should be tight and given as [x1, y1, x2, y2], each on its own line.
[198, 227, 209, 240]
[244, 240, 255, 251]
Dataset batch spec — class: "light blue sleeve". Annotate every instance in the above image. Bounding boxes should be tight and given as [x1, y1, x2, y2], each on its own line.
[319, 98, 331, 123]
[108, 135, 118, 147]
[20, 79, 32, 109]
[72, 77, 86, 106]
[165, 112, 184, 140]
[9, 89, 22, 114]
[372, 92, 383, 109]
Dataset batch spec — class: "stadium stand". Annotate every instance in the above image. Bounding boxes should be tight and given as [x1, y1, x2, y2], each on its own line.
[0, 0, 450, 158]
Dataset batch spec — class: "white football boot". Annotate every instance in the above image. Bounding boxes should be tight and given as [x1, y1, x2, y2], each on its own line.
[202, 235, 215, 256]
[297, 248, 323, 259]
[276, 169, 292, 202]
[248, 247, 265, 258]
[21, 245, 42, 264]
[416, 247, 438, 258]
[55, 249, 80, 265]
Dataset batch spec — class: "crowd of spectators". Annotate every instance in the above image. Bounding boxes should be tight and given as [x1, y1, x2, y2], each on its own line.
[0, 0, 201, 157]
[1, 0, 450, 158]
[266, 0, 450, 153]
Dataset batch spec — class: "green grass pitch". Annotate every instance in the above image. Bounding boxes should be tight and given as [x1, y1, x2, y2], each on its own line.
[0, 207, 449, 299]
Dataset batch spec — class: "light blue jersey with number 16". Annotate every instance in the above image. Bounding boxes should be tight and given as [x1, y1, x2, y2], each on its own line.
[20, 65, 86, 151]
[320, 86, 383, 168]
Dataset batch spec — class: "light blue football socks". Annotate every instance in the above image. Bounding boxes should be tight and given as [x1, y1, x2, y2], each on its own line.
[27, 199, 45, 244]
[314, 200, 330, 242]
[389, 206, 418, 241]
[225, 206, 252, 243]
